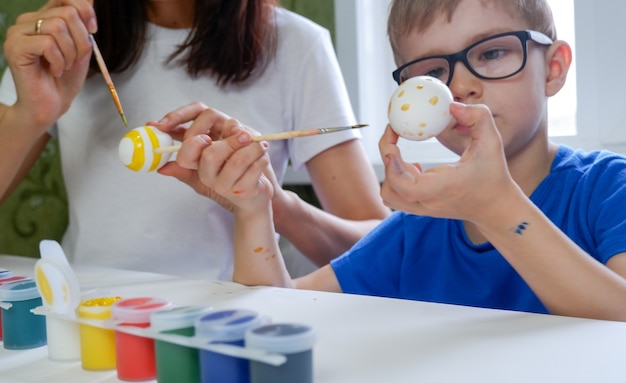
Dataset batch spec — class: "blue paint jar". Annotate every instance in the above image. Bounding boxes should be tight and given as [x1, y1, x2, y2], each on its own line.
[245, 323, 316, 383]
[0, 274, 28, 342]
[151, 305, 214, 383]
[0, 279, 47, 350]
[195, 309, 263, 383]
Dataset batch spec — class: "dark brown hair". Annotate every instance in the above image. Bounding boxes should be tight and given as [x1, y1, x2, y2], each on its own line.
[91, 0, 278, 86]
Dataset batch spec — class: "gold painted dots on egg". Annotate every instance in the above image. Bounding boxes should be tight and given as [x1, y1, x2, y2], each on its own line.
[388, 76, 453, 141]
[118, 126, 173, 172]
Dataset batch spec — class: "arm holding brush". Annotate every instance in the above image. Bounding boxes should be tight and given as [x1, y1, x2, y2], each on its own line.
[164, 115, 343, 290]
[153, 104, 390, 267]
[0, 0, 96, 202]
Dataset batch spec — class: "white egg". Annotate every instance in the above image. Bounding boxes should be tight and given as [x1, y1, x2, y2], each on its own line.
[118, 126, 173, 172]
[387, 76, 453, 141]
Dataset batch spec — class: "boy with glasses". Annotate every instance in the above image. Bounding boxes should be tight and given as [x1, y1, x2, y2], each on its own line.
[174, 0, 626, 321]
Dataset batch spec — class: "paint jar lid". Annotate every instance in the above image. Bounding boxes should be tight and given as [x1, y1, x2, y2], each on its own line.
[34, 241, 81, 315]
[0, 278, 39, 302]
[0, 268, 11, 279]
[245, 323, 316, 354]
[150, 305, 213, 331]
[195, 309, 263, 342]
[111, 297, 173, 324]
[78, 296, 123, 319]
[0, 275, 29, 286]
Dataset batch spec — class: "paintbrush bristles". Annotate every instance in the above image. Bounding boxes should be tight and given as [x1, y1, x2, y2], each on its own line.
[90, 35, 127, 127]
[152, 124, 368, 154]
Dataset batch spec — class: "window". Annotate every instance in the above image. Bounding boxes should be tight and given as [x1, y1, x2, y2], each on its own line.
[547, 0, 576, 137]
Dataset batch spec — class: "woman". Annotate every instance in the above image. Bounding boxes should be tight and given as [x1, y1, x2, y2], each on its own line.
[0, 0, 389, 279]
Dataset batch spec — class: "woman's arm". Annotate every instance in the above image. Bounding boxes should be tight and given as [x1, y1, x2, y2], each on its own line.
[272, 139, 390, 266]
[0, 0, 96, 201]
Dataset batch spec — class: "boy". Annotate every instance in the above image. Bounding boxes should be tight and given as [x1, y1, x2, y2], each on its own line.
[171, 0, 626, 321]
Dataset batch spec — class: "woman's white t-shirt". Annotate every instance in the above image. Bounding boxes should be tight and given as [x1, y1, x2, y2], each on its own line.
[0, 8, 358, 280]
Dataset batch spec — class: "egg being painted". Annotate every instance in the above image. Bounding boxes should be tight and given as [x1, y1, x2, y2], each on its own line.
[118, 126, 173, 172]
[387, 76, 453, 141]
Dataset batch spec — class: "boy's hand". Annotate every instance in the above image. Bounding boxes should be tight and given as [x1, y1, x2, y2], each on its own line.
[379, 102, 518, 223]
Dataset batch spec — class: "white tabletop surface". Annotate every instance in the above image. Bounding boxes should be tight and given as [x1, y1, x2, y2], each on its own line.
[1, 254, 626, 383]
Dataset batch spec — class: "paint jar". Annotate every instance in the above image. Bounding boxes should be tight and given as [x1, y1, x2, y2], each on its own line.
[34, 250, 82, 361]
[0, 278, 47, 350]
[195, 309, 264, 383]
[245, 323, 316, 383]
[111, 297, 173, 381]
[0, 274, 28, 341]
[151, 305, 214, 383]
[77, 296, 122, 371]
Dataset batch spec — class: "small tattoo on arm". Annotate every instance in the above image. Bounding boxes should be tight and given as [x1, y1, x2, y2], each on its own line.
[511, 221, 529, 235]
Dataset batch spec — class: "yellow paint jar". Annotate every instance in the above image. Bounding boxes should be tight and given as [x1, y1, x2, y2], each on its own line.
[77, 296, 122, 371]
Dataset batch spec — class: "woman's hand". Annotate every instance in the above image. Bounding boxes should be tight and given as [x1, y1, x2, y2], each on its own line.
[156, 109, 275, 213]
[147, 102, 235, 143]
[4, 0, 96, 129]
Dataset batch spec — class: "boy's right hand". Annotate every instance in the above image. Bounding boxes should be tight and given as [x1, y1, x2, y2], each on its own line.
[4, 0, 96, 130]
[380, 102, 521, 225]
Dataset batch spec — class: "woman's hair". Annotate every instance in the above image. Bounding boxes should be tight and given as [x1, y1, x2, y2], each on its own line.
[387, 0, 556, 65]
[91, 0, 278, 86]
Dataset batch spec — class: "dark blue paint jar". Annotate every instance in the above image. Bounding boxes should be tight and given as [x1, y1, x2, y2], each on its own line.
[0, 279, 47, 350]
[195, 309, 263, 383]
[245, 323, 316, 383]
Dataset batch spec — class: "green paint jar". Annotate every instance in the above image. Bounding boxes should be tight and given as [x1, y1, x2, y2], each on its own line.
[150, 305, 213, 383]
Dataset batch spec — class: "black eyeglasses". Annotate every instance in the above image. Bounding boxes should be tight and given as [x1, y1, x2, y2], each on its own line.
[392, 30, 553, 86]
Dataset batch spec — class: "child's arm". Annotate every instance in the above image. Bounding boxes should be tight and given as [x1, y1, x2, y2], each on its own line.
[379, 102, 626, 321]
[164, 118, 342, 291]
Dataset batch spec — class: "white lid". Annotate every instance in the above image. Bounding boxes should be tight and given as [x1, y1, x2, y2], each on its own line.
[111, 297, 173, 324]
[0, 278, 39, 302]
[150, 305, 213, 330]
[0, 268, 11, 279]
[195, 309, 263, 342]
[0, 276, 29, 286]
[245, 323, 316, 354]
[34, 240, 81, 314]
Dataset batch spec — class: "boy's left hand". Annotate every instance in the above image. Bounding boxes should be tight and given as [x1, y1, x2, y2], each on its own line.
[379, 102, 518, 224]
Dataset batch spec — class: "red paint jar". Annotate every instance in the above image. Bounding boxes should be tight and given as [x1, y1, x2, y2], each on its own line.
[111, 297, 172, 381]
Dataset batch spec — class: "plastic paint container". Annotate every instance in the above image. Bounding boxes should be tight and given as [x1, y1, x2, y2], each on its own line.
[195, 309, 264, 383]
[111, 297, 173, 381]
[0, 274, 27, 341]
[151, 305, 214, 383]
[0, 278, 47, 350]
[245, 323, 316, 383]
[34, 247, 82, 361]
[77, 296, 122, 371]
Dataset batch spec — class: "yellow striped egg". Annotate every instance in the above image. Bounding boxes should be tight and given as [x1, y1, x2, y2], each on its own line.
[388, 76, 453, 141]
[118, 126, 173, 172]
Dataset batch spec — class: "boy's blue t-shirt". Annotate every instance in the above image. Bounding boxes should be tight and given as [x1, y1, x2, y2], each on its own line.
[331, 145, 626, 314]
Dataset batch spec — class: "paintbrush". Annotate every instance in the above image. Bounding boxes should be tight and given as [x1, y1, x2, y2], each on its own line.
[153, 124, 368, 154]
[89, 34, 127, 127]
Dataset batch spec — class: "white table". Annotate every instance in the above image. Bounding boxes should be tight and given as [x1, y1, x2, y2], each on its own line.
[1, 254, 625, 383]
